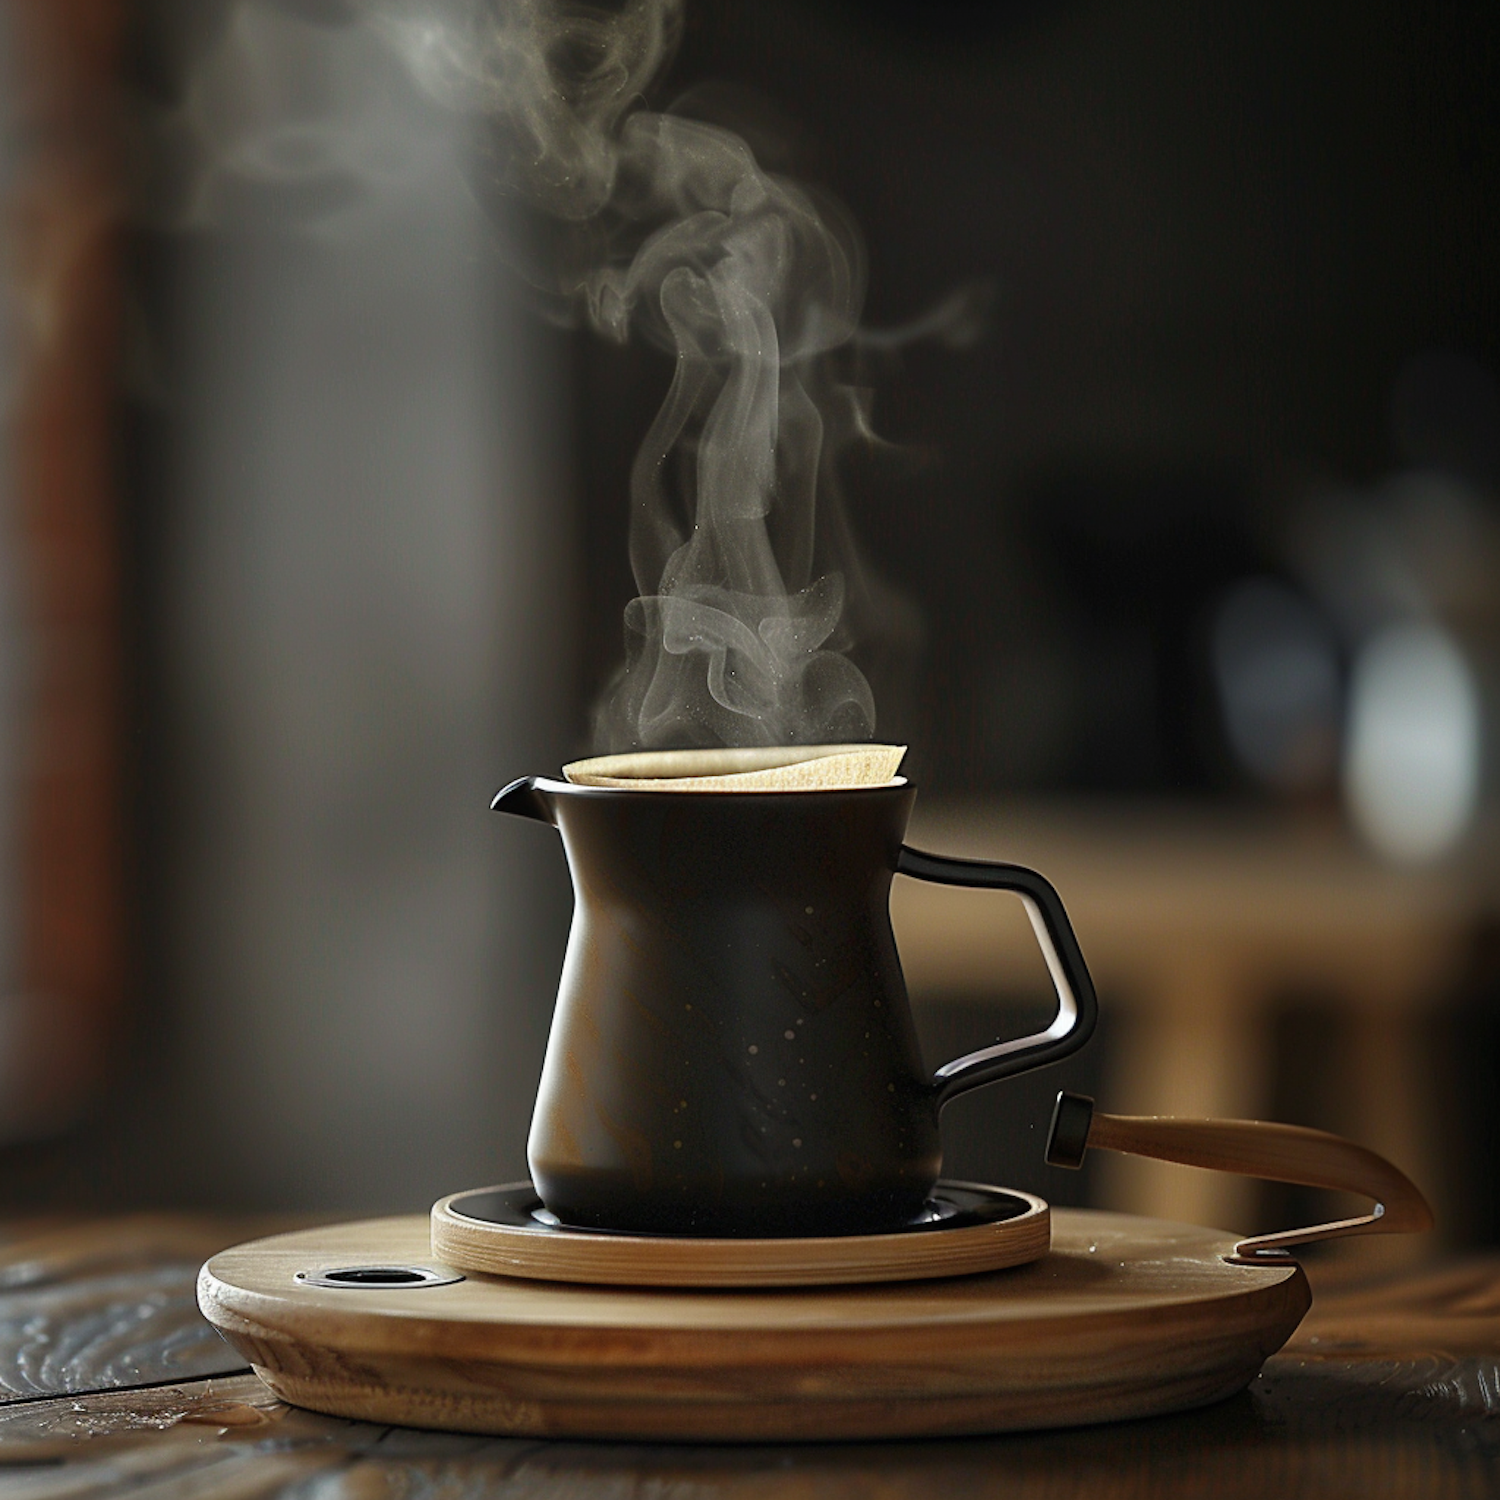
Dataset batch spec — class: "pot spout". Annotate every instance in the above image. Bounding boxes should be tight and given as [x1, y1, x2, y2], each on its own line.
[490, 776, 556, 825]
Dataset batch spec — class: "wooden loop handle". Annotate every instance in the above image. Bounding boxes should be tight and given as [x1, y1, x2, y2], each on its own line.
[1046, 1092, 1434, 1263]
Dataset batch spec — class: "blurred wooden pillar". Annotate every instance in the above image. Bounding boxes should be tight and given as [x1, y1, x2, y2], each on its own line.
[6, 0, 124, 1132]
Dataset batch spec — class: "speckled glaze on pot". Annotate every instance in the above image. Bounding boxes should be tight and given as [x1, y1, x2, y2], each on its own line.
[494, 776, 1096, 1237]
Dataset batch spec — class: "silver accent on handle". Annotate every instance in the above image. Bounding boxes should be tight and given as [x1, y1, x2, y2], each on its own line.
[934, 893, 1080, 1082]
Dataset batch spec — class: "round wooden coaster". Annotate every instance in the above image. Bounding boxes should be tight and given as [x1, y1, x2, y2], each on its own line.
[430, 1180, 1050, 1287]
[198, 1208, 1310, 1442]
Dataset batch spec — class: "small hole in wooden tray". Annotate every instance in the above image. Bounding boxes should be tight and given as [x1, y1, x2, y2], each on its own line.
[295, 1264, 463, 1289]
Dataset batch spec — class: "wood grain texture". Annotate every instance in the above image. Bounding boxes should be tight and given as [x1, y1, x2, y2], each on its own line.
[199, 1209, 1310, 1441]
[0, 1216, 300, 1402]
[9, 1228, 1500, 1498]
[8, 1356, 1500, 1499]
[430, 1183, 1049, 1287]
[1293, 1257, 1500, 1360]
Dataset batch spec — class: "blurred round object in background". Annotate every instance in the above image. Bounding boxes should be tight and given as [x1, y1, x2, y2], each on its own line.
[1290, 467, 1500, 648]
[1380, 469, 1500, 623]
[1344, 621, 1481, 864]
[1391, 349, 1500, 490]
[1211, 577, 1340, 795]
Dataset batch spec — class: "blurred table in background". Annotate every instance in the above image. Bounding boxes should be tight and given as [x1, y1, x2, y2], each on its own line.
[896, 801, 1490, 1247]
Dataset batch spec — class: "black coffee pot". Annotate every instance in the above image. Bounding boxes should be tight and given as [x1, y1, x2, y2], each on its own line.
[494, 775, 1097, 1236]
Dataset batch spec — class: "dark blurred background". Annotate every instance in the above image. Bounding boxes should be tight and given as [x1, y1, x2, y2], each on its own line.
[3, 0, 1499, 1248]
[575, 0, 1500, 797]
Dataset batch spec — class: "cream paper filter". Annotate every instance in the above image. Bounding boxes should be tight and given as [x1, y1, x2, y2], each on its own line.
[563, 744, 907, 791]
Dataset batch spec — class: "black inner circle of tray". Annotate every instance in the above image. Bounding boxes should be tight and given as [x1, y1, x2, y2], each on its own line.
[446, 1181, 1032, 1240]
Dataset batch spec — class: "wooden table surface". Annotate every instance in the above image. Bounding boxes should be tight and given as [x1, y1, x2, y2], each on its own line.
[4, 1217, 1500, 1498]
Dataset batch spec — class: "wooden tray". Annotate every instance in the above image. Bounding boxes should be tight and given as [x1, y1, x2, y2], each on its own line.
[430, 1180, 1050, 1287]
[198, 1208, 1310, 1441]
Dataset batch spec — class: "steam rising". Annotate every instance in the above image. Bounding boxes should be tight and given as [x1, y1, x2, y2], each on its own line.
[397, 0, 902, 748]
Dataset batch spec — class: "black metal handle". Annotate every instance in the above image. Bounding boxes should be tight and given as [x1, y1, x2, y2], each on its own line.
[896, 846, 1098, 1104]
